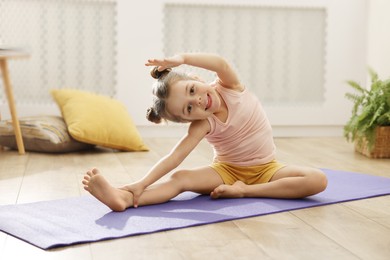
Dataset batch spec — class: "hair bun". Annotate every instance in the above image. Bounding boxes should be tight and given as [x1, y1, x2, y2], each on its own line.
[150, 67, 171, 79]
[146, 107, 162, 124]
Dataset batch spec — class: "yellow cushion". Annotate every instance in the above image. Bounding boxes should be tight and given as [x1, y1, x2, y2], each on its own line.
[51, 89, 148, 151]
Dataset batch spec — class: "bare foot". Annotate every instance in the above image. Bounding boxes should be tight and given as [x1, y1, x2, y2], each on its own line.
[210, 181, 247, 199]
[82, 168, 133, 212]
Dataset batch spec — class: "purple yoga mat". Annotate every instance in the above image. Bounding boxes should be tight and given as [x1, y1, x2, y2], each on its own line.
[0, 168, 390, 249]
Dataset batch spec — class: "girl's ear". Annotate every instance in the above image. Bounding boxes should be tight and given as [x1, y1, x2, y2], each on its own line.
[188, 73, 205, 82]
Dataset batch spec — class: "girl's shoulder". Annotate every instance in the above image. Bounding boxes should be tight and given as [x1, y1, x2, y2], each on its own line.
[212, 80, 247, 97]
[212, 79, 245, 93]
[188, 119, 211, 137]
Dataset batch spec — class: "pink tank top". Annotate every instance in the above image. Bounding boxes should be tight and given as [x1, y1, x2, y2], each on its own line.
[205, 83, 276, 166]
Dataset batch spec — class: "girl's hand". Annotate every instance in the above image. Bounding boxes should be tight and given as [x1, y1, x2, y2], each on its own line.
[120, 182, 147, 208]
[145, 54, 184, 71]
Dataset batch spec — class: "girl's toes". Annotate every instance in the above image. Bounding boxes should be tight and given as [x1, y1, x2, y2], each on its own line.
[92, 168, 100, 175]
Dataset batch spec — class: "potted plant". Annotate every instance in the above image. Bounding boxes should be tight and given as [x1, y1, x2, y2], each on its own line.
[344, 68, 390, 158]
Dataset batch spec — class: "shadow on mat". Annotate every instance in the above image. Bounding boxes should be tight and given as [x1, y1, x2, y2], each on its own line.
[94, 194, 319, 230]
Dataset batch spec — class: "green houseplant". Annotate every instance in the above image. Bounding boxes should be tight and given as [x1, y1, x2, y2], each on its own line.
[344, 68, 390, 158]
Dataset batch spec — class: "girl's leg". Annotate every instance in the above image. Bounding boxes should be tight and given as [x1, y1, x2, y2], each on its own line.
[83, 166, 224, 212]
[211, 166, 327, 199]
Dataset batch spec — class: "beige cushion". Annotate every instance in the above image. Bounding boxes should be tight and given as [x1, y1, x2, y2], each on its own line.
[0, 116, 93, 153]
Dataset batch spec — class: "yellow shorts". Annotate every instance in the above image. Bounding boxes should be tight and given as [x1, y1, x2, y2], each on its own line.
[210, 160, 285, 185]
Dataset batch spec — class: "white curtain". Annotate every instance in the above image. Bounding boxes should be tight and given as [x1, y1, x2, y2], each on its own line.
[0, 0, 117, 104]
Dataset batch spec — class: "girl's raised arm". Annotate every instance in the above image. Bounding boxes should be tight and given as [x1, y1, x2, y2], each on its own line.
[146, 53, 243, 91]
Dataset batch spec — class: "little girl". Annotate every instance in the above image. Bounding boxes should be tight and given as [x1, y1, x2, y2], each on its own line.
[82, 53, 327, 212]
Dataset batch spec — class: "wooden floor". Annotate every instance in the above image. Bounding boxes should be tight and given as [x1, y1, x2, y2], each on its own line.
[0, 137, 389, 260]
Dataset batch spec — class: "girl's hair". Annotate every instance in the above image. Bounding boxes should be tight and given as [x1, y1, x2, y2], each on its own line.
[146, 66, 192, 124]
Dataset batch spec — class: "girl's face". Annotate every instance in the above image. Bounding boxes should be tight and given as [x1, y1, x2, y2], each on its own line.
[166, 79, 221, 122]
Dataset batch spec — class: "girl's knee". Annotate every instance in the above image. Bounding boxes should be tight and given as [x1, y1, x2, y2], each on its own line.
[170, 169, 187, 180]
[310, 169, 328, 193]
[170, 170, 191, 190]
[317, 170, 328, 192]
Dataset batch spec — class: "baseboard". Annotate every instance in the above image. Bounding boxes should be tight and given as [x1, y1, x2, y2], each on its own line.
[138, 124, 344, 138]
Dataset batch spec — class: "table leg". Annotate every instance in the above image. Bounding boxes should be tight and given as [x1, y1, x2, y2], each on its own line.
[0, 110, 2, 151]
[0, 59, 25, 154]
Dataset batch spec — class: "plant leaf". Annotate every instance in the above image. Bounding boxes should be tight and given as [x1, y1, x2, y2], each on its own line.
[346, 80, 367, 94]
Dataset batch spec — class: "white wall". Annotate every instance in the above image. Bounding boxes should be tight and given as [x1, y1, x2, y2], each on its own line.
[1, 0, 387, 138]
[115, 0, 368, 137]
[367, 0, 390, 80]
